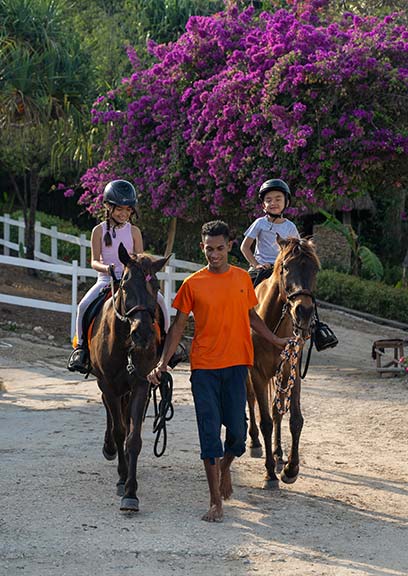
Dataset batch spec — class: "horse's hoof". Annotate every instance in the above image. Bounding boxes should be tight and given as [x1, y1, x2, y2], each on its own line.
[250, 446, 263, 458]
[262, 479, 280, 490]
[280, 470, 298, 484]
[120, 497, 139, 512]
[103, 445, 117, 461]
[116, 481, 125, 496]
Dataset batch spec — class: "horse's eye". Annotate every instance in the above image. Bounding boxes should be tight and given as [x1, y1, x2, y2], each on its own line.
[283, 264, 289, 272]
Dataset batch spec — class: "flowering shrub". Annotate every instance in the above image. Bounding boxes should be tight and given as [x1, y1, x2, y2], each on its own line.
[79, 1, 408, 221]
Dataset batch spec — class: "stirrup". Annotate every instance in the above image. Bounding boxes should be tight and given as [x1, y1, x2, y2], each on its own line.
[67, 347, 90, 374]
[313, 321, 338, 351]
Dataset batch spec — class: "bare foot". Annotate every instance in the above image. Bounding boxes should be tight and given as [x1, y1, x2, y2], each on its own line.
[201, 504, 223, 523]
[220, 463, 233, 500]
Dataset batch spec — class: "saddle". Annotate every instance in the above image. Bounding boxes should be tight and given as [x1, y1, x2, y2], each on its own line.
[81, 285, 116, 348]
[249, 266, 274, 288]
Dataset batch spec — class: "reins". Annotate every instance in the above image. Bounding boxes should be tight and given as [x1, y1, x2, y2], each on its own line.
[143, 372, 174, 457]
[274, 336, 303, 415]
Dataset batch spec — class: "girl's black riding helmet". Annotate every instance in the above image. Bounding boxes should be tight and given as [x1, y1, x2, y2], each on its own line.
[103, 180, 138, 209]
[258, 179, 291, 208]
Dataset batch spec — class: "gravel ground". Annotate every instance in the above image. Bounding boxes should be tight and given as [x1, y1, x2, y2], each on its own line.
[0, 306, 407, 576]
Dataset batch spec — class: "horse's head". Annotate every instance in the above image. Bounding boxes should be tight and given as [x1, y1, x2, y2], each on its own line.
[273, 234, 320, 338]
[115, 243, 170, 350]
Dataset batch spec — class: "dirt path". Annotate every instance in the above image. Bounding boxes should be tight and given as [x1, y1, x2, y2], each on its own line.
[0, 308, 407, 576]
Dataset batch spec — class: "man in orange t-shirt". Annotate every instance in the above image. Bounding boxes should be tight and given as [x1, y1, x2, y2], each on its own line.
[147, 220, 288, 524]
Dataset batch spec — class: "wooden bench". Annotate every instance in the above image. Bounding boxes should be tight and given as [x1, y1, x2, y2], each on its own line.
[372, 339, 407, 376]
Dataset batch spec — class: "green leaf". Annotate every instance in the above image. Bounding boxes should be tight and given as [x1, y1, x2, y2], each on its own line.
[358, 246, 384, 280]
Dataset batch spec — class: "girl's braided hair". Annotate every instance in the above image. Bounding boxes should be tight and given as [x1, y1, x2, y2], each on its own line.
[103, 204, 136, 247]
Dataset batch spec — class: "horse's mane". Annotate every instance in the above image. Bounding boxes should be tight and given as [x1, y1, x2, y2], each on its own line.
[272, 237, 320, 282]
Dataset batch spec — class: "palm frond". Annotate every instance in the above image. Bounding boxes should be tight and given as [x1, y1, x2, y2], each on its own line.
[358, 246, 384, 280]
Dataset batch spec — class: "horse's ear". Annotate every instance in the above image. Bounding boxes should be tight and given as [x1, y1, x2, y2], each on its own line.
[276, 233, 289, 250]
[151, 254, 172, 275]
[118, 242, 131, 267]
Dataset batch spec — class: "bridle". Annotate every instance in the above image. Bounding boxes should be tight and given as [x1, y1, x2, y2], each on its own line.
[109, 267, 156, 325]
[272, 258, 316, 335]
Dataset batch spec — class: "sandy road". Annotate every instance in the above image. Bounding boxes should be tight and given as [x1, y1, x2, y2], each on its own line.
[0, 308, 407, 576]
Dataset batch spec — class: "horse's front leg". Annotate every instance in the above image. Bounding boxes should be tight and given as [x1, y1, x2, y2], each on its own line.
[272, 400, 285, 474]
[281, 378, 303, 484]
[246, 376, 262, 458]
[101, 393, 117, 461]
[120, 378, 150, 512]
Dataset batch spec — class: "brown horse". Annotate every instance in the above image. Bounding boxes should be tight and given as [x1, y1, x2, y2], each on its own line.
[247, 234, 320, 489]
[89, 243, 169, 512]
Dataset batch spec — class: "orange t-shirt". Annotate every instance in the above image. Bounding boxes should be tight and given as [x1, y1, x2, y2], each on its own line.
[172, 265, 258, 370]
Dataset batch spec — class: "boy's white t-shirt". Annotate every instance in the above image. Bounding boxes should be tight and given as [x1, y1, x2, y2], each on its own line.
[244, 216, 300, 265]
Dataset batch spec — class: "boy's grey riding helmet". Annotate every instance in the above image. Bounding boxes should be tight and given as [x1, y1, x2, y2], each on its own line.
[103, 180, 138, 208]
[258, 179, 291, 207]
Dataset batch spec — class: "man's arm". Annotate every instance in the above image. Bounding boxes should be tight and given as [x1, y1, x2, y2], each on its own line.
[147, 309, 189, 385]
[249, 308, 290, 349]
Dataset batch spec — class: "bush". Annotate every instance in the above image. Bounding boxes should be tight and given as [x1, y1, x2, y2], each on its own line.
[317, 269, 408, 324]
[5, 211, 91, 263]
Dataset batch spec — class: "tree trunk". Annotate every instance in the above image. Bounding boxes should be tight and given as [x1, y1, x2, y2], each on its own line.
[25, 171, 40, 265]
[164, 217, 177, 257]
[382, 188, 405, 262]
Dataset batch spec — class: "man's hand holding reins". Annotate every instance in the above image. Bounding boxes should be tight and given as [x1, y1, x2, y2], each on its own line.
[147, 309, 189, 387]
[249, 308, 291, 350]
[148, 362, 167, 387]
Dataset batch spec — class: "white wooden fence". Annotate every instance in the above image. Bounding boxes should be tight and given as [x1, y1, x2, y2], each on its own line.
[0, 213, 201, 339]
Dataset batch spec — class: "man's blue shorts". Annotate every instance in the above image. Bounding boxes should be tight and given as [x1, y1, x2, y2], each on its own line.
[190, 365, 248, 461]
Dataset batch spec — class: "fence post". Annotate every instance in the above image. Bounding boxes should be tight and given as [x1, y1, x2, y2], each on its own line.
[79, 234, 87, 283]
[51, 226, 58, 261]
[18, 217, 24, 255]
[4, 213, 10, 256]
[34, 221, 41, 260]
[71, 260, 78, 340]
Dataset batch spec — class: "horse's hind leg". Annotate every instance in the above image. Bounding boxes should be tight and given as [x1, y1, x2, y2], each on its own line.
[281, 384, 303, 484]
[120, 379, 150, 512]
[252, 374, 279, 490]
[246, 376, 262, 458]
[101, 393, 117, 461]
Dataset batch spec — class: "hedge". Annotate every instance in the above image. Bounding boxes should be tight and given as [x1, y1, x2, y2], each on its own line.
[317, 270, 408, 324]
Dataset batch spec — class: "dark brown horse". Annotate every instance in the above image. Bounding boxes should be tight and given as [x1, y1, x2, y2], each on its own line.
[89, 243, 169, 511]
[248, 234, 320, 489]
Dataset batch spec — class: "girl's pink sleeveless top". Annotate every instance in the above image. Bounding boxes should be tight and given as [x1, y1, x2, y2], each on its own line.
[99, 221, 134, 280]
